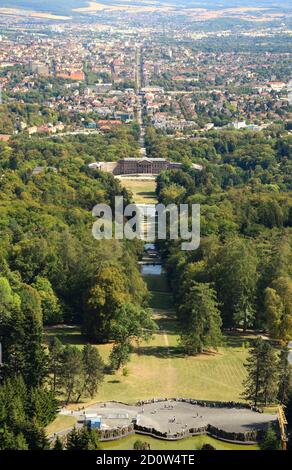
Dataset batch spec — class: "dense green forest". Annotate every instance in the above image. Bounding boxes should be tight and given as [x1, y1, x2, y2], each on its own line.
[149, 126, 292, 345]
[0, 117, 291, 449]
[0, 127, 150, 449]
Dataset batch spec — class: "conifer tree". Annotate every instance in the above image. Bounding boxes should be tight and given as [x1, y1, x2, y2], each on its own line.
[260, 425, 280, 451]
[179, 282, 223, 355]
[278, 346, 292, 405]
[53, 435, 64, 451]
[243, 338, 279, 406]
[66, 426, 100, 450]
[81, 344, 104, 399]
[48, 336, 64, 393]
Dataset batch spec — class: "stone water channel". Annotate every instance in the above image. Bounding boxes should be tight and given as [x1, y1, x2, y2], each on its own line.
[138, 204, 163, 277]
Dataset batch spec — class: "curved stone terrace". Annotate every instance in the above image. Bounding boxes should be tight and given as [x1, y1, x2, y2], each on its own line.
[58, 399, 277, 444]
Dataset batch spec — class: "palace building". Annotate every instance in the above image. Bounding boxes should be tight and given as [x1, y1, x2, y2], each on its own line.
[88, 157, 202, 175]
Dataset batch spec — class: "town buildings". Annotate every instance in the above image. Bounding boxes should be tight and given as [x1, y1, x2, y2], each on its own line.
[0, 13, 291, 137]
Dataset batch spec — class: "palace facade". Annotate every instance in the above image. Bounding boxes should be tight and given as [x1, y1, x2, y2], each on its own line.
[89, 157, 202, 175]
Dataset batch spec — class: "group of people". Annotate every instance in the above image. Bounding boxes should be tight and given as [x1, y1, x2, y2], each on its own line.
[137, 398, 263, 414]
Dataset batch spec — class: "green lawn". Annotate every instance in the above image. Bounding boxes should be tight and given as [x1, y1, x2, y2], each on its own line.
[101, 433, 259, 451]
[119, 178, 157, 204]
[98, 331, 249, 403]
[46, 415, 77, 435]
[45, 323, 249, 404]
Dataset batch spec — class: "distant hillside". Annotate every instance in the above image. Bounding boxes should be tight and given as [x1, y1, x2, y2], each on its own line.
[0, 1, 86, 15]
[165, 0, 291, 7]
[0, 0, 290, 15]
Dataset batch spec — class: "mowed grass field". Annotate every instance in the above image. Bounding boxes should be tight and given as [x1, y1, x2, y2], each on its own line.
[44, 323, 249, 405]
[118, 177, 157, 204]
[46, 415, 77, 435]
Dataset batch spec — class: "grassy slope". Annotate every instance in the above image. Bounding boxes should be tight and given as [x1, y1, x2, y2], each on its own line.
[45, 324, 249, 404]
[46, 415, 77, 435]
[118, 178, 157, 204]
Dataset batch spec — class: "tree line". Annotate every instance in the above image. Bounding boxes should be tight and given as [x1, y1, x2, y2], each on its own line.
[0, 127, 153, 449]
[153, 129, 292, 352]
